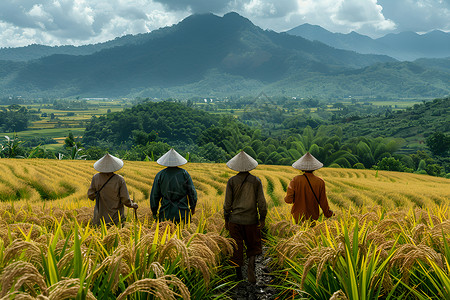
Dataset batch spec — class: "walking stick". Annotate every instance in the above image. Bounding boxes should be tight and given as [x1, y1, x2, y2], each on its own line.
[132, 192, 138, 221]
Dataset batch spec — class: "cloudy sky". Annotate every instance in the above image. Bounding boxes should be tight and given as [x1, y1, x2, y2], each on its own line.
[0, 0, 449, 48]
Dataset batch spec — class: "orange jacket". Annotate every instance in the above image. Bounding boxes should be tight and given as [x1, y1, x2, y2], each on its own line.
[284, 172, 333, 222]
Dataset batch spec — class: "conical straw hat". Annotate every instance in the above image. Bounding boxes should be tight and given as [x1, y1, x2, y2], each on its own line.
[157, 148, 187, 167]
[292, 152, 323, 171]
[94, 153, 124, 173]
[226, 151, 258, 172]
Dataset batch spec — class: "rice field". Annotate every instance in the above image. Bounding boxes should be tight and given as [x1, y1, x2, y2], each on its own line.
[0, 158, 448, 299]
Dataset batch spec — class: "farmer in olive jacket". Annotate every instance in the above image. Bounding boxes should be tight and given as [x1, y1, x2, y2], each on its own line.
[150, 149, 197, 223]
[224, 151, 267, 284]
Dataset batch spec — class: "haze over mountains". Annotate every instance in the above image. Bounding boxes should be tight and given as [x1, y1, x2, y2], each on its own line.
[0, 12, 449, 99]
[286, 24, 450, 61]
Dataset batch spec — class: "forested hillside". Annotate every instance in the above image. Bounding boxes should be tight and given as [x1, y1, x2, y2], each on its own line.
[287, 24, 450, 61]
[339, 98, 449, 141]
[2, 13, 449, 99]
[80, 99, 449, 177]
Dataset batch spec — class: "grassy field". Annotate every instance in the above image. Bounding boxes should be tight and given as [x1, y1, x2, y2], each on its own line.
[1, 99, 128, 150]
[0, 159, 448, 299]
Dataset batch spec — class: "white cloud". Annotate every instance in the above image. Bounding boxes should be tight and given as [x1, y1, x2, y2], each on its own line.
[0, 0, 448, 47]
[332, 0, 396, 32]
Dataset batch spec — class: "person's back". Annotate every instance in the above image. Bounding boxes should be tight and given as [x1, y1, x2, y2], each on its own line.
[87, 153, 138, 226]
[223, 151, 267, 284]
[224, 172, 266, 225]
[151, 166, 196, 222]
[150, 149, 197, 223]
[284, 152, 333, 223]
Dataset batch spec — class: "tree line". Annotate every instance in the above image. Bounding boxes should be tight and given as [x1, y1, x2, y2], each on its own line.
[2, 100, 448, 177]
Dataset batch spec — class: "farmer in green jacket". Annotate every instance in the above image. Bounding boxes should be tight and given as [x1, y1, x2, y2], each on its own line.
[150, 149, 197, 223]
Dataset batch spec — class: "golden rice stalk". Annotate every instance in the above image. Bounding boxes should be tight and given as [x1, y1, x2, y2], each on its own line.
[187, 241, 216, 267]
[151, 221, 177, 238]
[185, 233, 220, 257]
[205, 213, 225, 233]
[3, 240, 44, 269]
[0, 291, 49, 300]
[93, 252, 132, 292]
[430, 220, 450, 239]
[414, 209, 441, 226]
[47, 278, 96, 300]
[102, 227, 132, 250]
[389, 243, 444, 283]
[206, 232, 235, 257]
[158, 238, 190, 270]
[116, 275, 190, 300]
[411, 223, 429, 244]
[135, 232, 156, 267]
[329, 290, 348, 300]
[269, 220, 301, 238]
[358, 211, 379, 224]
[366, 230, 387, 247]
[0, 261, 48, 297]
[75, 212, 93, 226]
[34, 233, 54, 245]
[9, 223, 43, 240]
[149, 262, 166, 278]
[301, 246, 342, 289]
[375, 219, 403, 237]
[311, 220, 339, 237]
[54, 239, 73, 257]
[0, 225, 14, 246]
[275, 230, 316, 264]
[57, 248, 96, 277]
[188, 255, 211, 287]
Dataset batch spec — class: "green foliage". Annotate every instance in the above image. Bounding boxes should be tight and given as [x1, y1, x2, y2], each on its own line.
[353, 163, 365, 169]
[0, 134, 25, 158]
[375, 157, 408, 172]
[199, 143, 229, 163]
[417, 159, 427, 171]
[83, 101, 217, 147]
[426, 132, 450, 157]
[0, 105, 31, 132]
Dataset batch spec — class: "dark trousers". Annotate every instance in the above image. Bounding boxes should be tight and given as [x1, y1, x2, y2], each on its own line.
[228, 222, 262, 266]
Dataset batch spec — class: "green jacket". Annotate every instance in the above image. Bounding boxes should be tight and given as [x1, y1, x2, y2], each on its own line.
[150, 167, 197, 222]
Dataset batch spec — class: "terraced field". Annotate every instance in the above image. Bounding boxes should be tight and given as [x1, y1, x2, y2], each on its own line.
[0, 158, 448, 299]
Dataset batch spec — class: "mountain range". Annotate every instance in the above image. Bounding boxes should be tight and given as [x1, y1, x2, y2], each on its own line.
[286, 24, 450, 61]
[0, 12, 449, 99]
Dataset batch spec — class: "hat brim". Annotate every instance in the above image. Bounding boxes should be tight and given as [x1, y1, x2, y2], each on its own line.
[94, 154, 124, 173]
[226, 151, 258, 172]
[157, 149, 188, 167]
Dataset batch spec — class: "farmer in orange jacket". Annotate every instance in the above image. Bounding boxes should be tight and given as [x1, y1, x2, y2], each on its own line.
[284, 152, 333, 223]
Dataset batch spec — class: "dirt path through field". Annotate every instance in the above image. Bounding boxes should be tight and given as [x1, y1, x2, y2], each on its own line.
[231, 246, 278, 300]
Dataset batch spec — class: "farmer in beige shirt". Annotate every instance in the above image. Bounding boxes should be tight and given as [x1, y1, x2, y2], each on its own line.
[224, 151, 267, 284]
[88, 154, 138, 226]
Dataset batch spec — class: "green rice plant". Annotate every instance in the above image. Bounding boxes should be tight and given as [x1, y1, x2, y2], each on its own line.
[269, 217, 401, 300]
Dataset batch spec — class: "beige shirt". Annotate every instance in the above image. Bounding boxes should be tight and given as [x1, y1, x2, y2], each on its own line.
[87, 173, 134, 225]
[224, 172, 267, 225]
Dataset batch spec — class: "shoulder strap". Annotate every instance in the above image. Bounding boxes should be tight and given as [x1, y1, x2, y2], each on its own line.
[304, 174, 320, 205]
[233, 172, 250, 200]
[95, 174, 116, 211]
[98, 174, 116, 193]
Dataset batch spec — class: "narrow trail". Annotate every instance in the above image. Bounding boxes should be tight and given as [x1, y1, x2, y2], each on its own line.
[230, 246, 279, 300]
